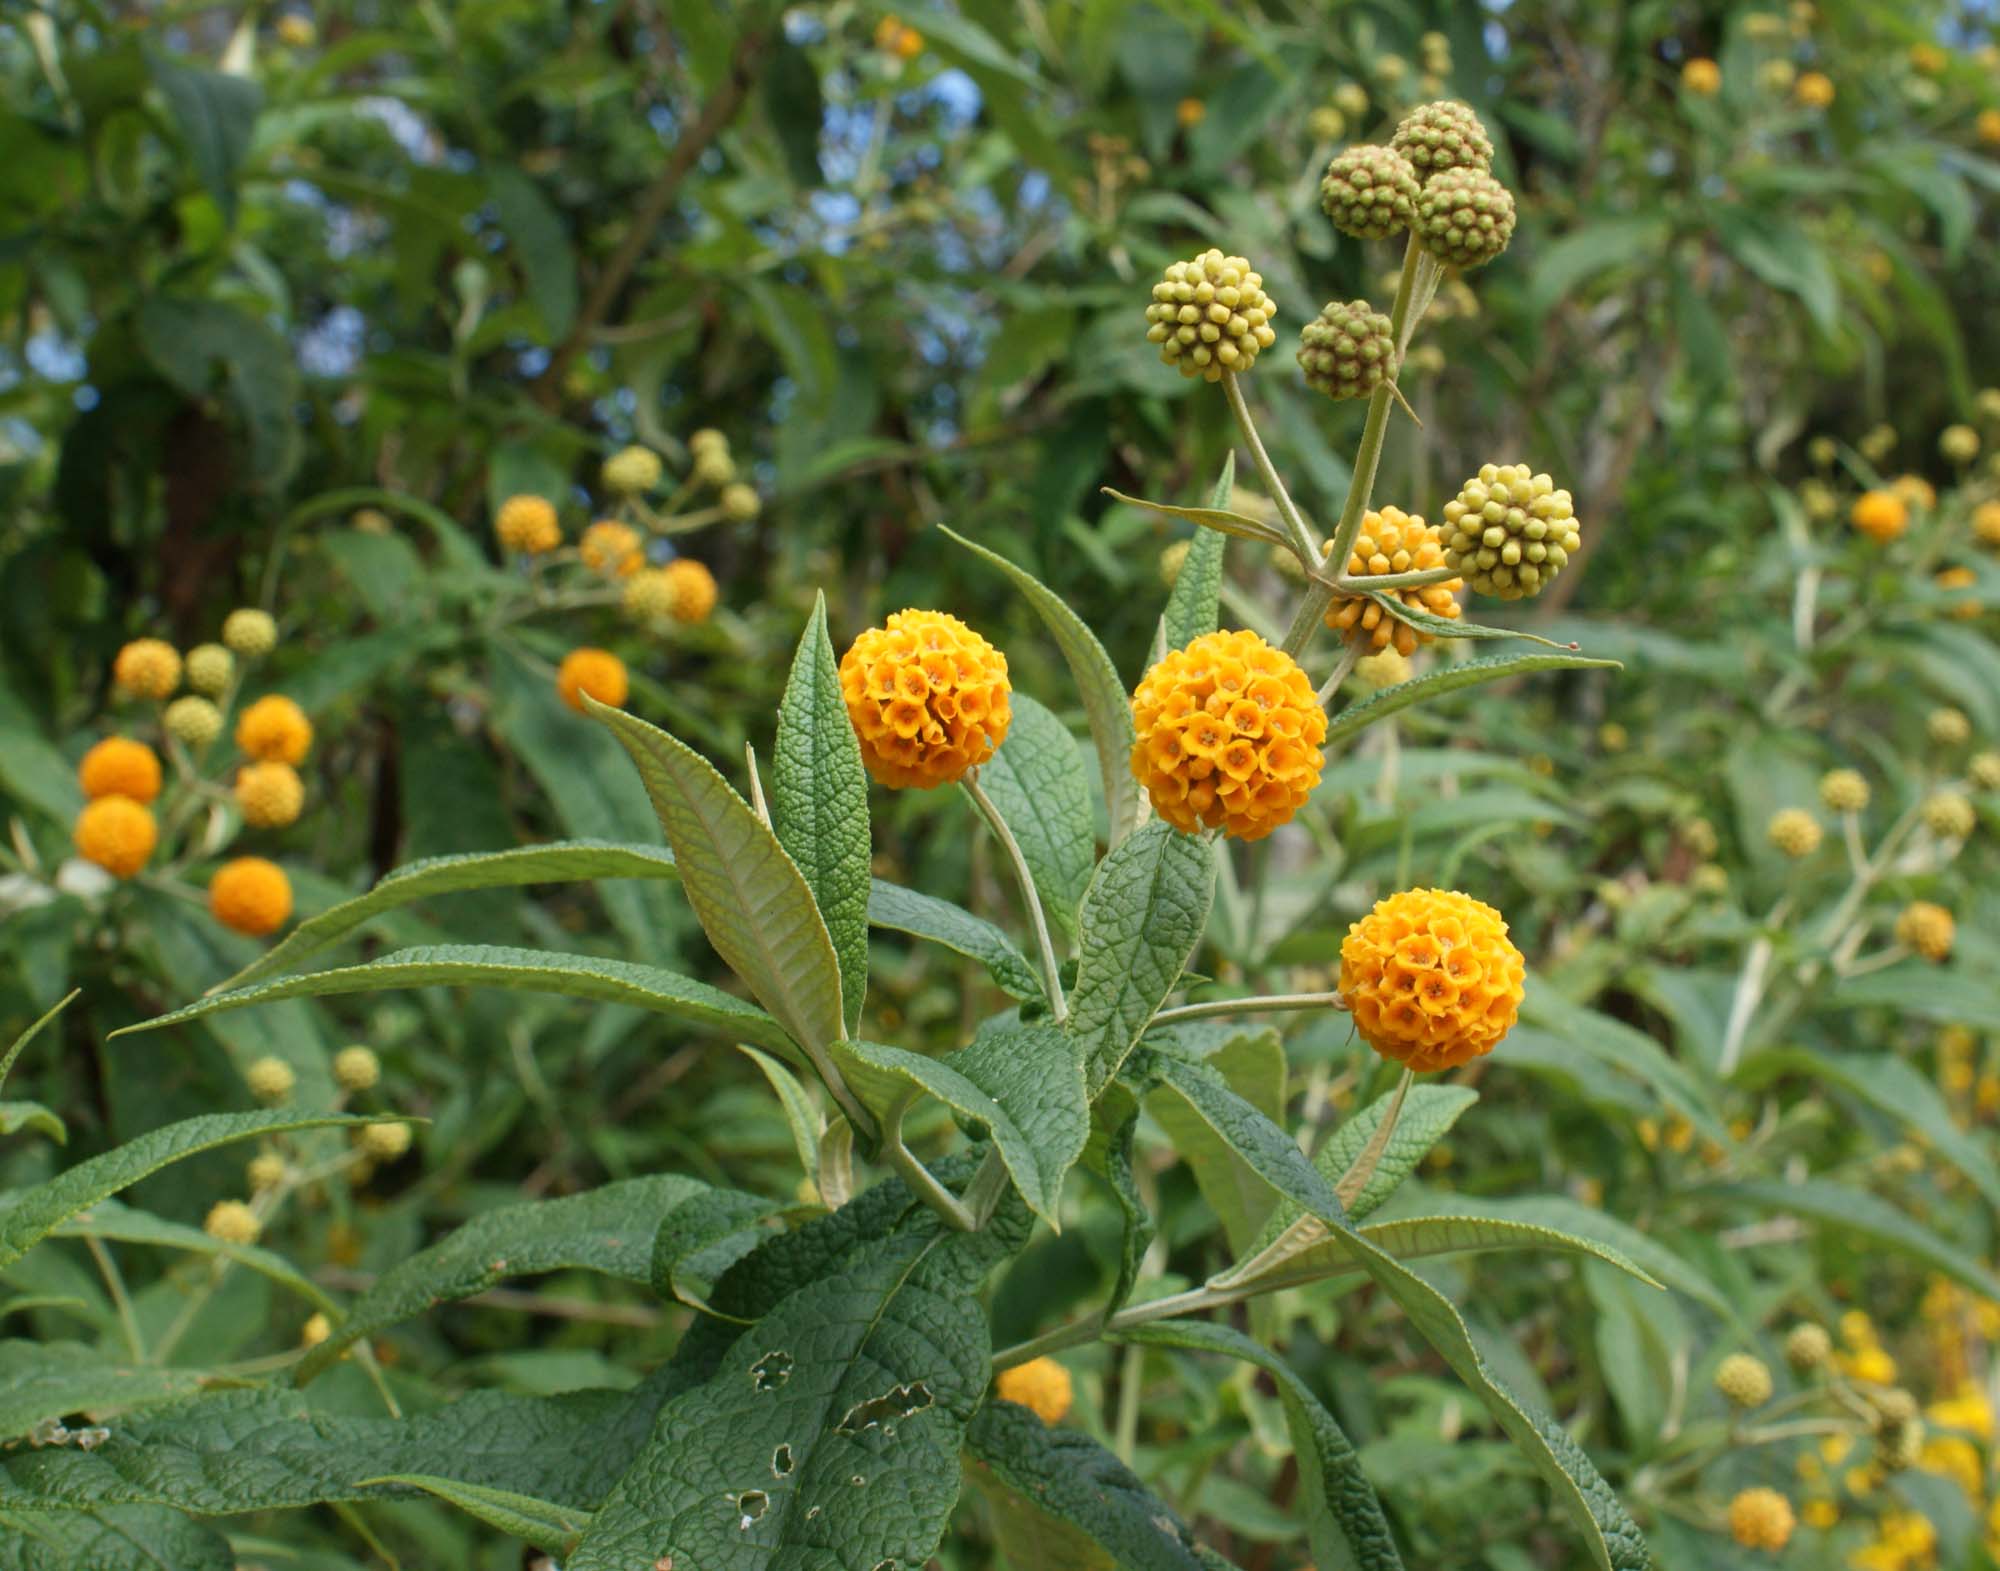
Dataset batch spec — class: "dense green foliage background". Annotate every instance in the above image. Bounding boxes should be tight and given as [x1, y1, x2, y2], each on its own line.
[4, 2, 2000, 1567]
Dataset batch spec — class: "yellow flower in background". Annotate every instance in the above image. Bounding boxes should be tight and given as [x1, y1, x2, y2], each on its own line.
[203, 1200, 261, 1245]
[1728, 1486, 1795, 1551]
[1891, 473, 1937, 511]
[661, 558, 719, 623]
[78, 737, 162, 804]
[236, 694, 313, 765]
[73, 796, 158, 878]
[995, 1357, 1073, 1424]
[222, 608, 278, 658]
[1767, 807, 1822, 857]
[236, 761, 306, 829]
[580, 520, 644, 577]
[1130, 628, 1325, 839]
[210, 857, 294, 937]
[113, 638, 181, 700]
[1895, 901, 1955, 962]
[495, 494, 561, 554]
[556, 648, 629, 713]
[841, 609, 1012, 790]
[1795, 70, 1835, 107]
[600, 445, 662, 496]
[185, 643, 234, 696]
[334, 1045, 381, 1092]
[1339, 888, 1527, 1072]
[1683, 57, 1722, 95]
[1850, 489, 1909, 542]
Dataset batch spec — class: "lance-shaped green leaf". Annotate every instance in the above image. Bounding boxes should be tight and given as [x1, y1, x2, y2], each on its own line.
[1159, 456, 1235, 651]
[1741, 1047, 2000, 1214]
[50, 1199, 334, 1313]
[1101, 484, 1288, 548]
[568, 1226, 993, 1571]
[0, 1506, 233, 1571]
[965, 1397, 1226, 1571]
[1072, 823, 1215, 1096]
[773, 594, 872, 1036]
[1120, 1321, 1403, 1571]
[651, 1188, 789, 1317]
[1701, 1180, 2000, 1301]
[1361, 590, 1595, 651]
[358, 1475, 590, 1555]
[209, 841, 680, 994]
[0, 1380, 683, 1516]
[1325, 654, 1623, 747]
[0, 1106, 62, 1145]
[1144, 1028, 1287, 1254]
[1080, 1084, 1154, 1323]
[1122, 1054, 1651, 1571]
[736, 1044, 824, 1186]
[0, 1112, 388, 1272]
[869, 880, 1044, 1000]
[973, 693, 1098, 942]
[588, 702, 857, 1121]
[145, 46, 260, 227]
[117, 945, 797, 1062]
[0, 991, 77, 1094]
[0, 1344, 209, 1443]
[299, 1175, 713, 1381]
[941, 525, 1142, 844]
[840, 1024, 1088, 1225]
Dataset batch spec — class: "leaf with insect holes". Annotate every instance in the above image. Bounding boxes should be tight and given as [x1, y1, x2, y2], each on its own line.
[942, 525, 1142, 845]
[0, 1112, 392, 1272]
[568, 1224, 995, 1571]
[297, 1176, 732, 1382]
[774, 595, 872, 1036]
[1070, 822, 1215, 1097]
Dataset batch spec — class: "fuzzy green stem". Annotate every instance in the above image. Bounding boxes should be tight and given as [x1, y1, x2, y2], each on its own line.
[1283, 233, 1427, 659]
[1221, 371, 1320, 566]
[883, 1093, 976, 1232]
[1149, 990, 1347, 1028]
[87, 1236, 145, 1362]
[965, 773, 1068, 1025]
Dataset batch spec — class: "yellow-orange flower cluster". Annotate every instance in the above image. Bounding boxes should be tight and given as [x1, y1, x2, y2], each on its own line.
[1728, 1487, 1795, 1552]
[839, 610, 1011, 790]
[236, 695, 313, 765]
[113, 638, 181, 701]
[210, 857, 293, 937]
[995, 1357, 1073, 1424]
[74, 796, 158, 878]
[1851, 490, 1909, 543]
[1130, 629, 1325, 841]
[1339, 888, 1525, 1072]
[557, 648, 629, 712]
[580, 520, 644, 577]
[78, 737, 162, 804]
[495, 494, 561, 554]
[1896, 900, 1955, 963]
[1322, 507, 1462, 655]
[236, 761, 305, 829]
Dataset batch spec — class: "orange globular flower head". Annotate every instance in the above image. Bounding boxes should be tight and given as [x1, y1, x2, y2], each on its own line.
[580, 520, 644, 577]
[662, 557, 719, 624]
[1323, 506, 1463, 655]
[1129, 628, 1326, 841]
[840, 609, 1012, 790]
[235, 694, 313, 765]
[78, 737, 162, 804]
[1339, 887, 1526, 1072]
[113, 638, 181, 701]
[1851, 489, 1909, 543]
[236, 761, 306, 829]
[210, 856, 294, 936]
[557, 647, 629, 712]
[495, 493, 561, 554]
[74, 796, 158, 878]
[995, 1357, 1074, 1425]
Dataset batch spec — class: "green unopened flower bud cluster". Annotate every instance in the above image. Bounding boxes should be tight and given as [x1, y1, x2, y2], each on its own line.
[1441, 463, 1581, 599]
[1297, 299, 1399, 401]
[1144, 250, 1279, 381]
[1319, 102, 1516, 272]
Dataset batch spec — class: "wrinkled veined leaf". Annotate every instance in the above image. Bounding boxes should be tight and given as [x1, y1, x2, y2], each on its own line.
[1121, 1321, 1403, 1571]
[1704, 1180, 2000, 1301]
[0, 1506, 232, 1571]
[972, 693, 1098, 942]
[299, 1175, 715, 1381]
[774, 594, 872, 1036]
[0, 1343, 208, 1443]
[51, 1199, 334, 1313]
[118, 944, 797, 1062]
[966, 1397, 1220, 1570]
[0, 991, 77, 1094]
[0, 1106, 62, 1145]
[1325, 654, 1622, 747]
[0, 1380, 684, 1516]
[568, 1225, 994, 1571]
[0, 1111, 388, 1272]
[839, 1024, 1087, 1225]
[358, 1475, 589, 1555]
[588, 702, 857, 1118]
[941, 525, 1142, 844]
[1159, 455, 1235, 650]
[651, 1187, 789, 1318]
[868, 880, 1043, 1001]
[1079, 1085, 1153, 1323]
[1071, 822, 1215, 1096]
[209, 841, 679, 995]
